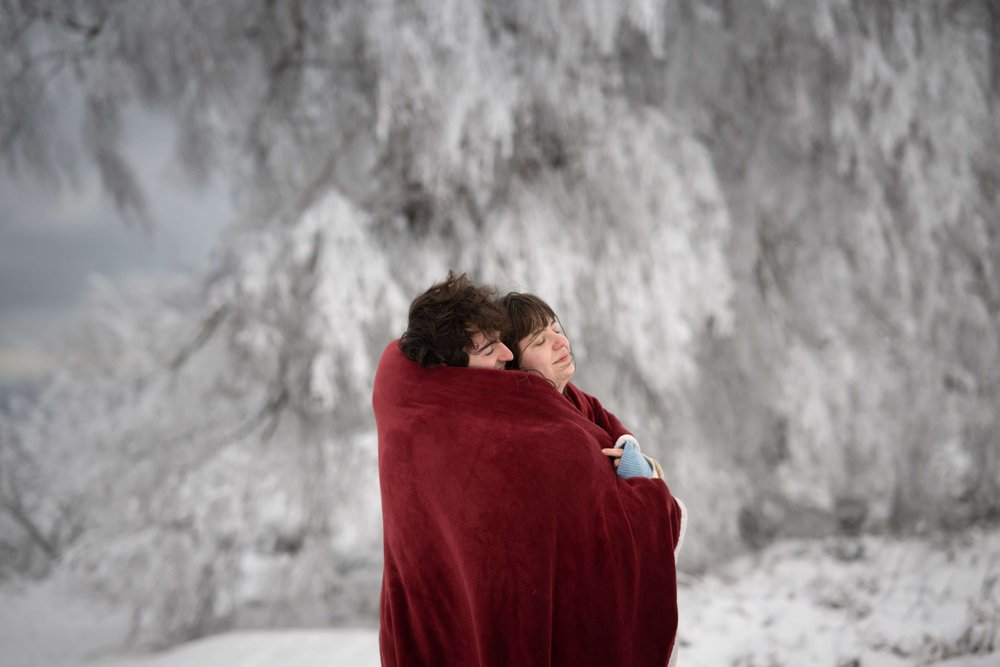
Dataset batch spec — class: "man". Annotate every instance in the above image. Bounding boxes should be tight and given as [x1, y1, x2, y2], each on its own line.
[398, 271, 513, 370]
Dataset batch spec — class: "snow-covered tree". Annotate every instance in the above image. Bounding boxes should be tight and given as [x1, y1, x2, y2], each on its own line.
[1, 0, 997, 643]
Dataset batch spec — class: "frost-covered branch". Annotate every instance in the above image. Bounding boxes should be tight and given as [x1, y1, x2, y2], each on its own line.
[166, 304, 231, 372]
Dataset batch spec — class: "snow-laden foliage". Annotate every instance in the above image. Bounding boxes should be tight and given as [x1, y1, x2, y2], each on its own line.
[2, 194, 398, 642]
[1, 0, 998, 643]
[675, 0, 1000, 541]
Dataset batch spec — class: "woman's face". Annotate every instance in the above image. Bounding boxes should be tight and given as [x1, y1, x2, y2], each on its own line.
[518, 319, 575, 393]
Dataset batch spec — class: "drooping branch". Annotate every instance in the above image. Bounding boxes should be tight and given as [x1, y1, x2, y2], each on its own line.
[167, 304, 231, 372]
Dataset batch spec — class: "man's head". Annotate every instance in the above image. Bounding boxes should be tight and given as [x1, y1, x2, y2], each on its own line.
[399, 271, 513, 369]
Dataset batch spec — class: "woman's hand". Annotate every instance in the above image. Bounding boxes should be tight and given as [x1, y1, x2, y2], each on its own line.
[602, 448, 623, 469]
[604, 443, 656, 479]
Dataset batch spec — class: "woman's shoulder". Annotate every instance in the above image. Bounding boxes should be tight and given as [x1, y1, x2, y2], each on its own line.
[563, 383, 631, 439]
[563, 382, 610, 418]
[563, 382, 602, 406]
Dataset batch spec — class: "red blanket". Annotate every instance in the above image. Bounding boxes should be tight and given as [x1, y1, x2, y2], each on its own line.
[374, 342, 683, 666]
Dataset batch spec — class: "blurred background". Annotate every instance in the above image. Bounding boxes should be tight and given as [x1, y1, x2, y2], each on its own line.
[0, 1, 998, 665]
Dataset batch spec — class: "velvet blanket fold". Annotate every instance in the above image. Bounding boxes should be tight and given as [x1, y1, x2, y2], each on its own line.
[374, 341, 683, 667]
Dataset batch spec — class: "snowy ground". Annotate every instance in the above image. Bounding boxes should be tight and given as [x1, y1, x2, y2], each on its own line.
[2, 527, 997, 667]
[676, 527, 999, 667]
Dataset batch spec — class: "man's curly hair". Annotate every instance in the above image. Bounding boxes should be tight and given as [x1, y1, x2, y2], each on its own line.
[399, 271, 508, 367]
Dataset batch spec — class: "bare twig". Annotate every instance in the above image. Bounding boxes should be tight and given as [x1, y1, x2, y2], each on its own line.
[0, 477, 58, 560]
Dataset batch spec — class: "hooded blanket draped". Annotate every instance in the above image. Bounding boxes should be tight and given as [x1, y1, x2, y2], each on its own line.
[374, 342, 683, 667]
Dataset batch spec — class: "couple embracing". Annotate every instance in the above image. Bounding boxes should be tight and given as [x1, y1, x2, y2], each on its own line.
[373, 272, 687, 667]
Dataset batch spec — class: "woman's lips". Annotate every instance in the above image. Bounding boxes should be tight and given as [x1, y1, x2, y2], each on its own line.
[555, 353, 571, 366]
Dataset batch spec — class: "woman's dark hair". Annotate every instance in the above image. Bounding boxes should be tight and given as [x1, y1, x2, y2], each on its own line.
[500, 292, 559, 370]
[399, 271, 508, 367]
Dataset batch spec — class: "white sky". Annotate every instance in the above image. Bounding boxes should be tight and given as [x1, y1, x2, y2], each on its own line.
[0, 109, 231, 387]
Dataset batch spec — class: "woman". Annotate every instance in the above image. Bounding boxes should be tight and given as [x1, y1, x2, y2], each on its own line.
[500, 292, 687, 667]
[500, 292, 664, 479]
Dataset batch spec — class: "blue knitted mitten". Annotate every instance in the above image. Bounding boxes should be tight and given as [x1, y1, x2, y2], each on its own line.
[616, 440, 653, 479]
